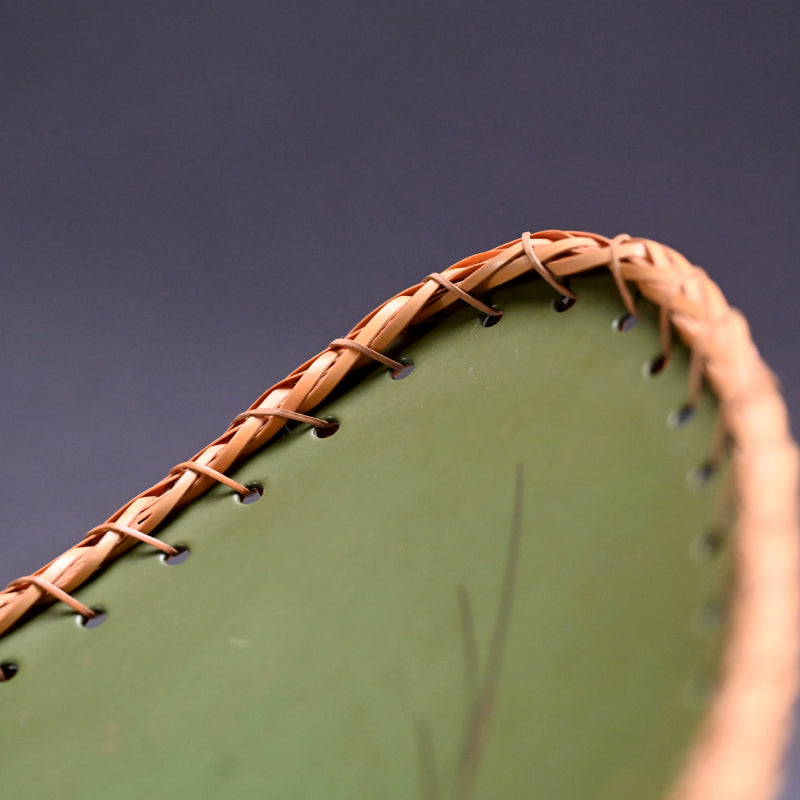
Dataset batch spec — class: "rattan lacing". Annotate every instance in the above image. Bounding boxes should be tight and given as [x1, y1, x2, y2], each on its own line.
[0, 230, 797, 800]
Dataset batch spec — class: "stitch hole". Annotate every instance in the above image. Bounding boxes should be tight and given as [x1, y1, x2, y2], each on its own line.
[683, 673, 715, 710]
[687, 461, 716, 489]
[0, 662, 19, 682]
[160, 545, 191, 565]
[691, 600, 726, 635]
[311, 419, 340, 439]
[480, 309, 504, 327]
[645, 354, 668, 376]
[669, 404, 696, 428]
[78, 609, 108, 629]
[613, 313, 638, 332]
[552, 295, 576, 313]
[690, 529, 726, 562]
[391, 362, 415, 380]
[236, 483, 264, 505]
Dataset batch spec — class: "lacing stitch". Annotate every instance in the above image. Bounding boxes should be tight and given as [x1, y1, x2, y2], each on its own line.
[169, 462, 250, 498]
[607, 234, 638, 318]
[6, 576, 96, 620]
[521, 231, 576, 299]
[425, 272, 501, 319]
[329, 338, 405, 374]
[658, 305, 674, 368]
[233, 408, 335, 428]
[685, 267, 715, 412]
[83, 523, 179, 558]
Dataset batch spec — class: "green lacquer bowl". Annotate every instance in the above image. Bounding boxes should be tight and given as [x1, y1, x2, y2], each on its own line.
[0, 272, 737, 799]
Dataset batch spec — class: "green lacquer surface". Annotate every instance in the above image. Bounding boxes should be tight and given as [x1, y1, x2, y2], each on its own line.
[0, 275, 732, 799]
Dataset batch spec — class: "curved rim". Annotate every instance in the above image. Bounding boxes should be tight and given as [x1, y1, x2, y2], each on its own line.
[1, 230, 797, 800]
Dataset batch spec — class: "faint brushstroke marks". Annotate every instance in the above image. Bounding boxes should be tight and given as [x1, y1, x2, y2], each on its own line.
[416, 464, 525, 800]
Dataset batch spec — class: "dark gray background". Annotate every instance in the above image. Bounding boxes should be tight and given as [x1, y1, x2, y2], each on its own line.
[1, 1, 798, 792]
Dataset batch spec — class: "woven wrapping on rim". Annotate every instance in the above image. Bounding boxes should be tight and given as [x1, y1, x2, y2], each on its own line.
[1, 230, 797, 800]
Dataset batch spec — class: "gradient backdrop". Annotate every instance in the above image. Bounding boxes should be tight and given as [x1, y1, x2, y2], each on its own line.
[1, 2, 798, 794]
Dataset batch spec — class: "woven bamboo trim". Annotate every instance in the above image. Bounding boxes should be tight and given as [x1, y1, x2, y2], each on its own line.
[0, 230, 797, 800]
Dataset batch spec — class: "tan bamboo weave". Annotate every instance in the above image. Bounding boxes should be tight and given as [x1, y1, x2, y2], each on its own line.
[1, 230, 797, 800]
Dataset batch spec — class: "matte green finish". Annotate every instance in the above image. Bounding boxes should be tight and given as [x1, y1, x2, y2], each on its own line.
[0, 275, 731, 799]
